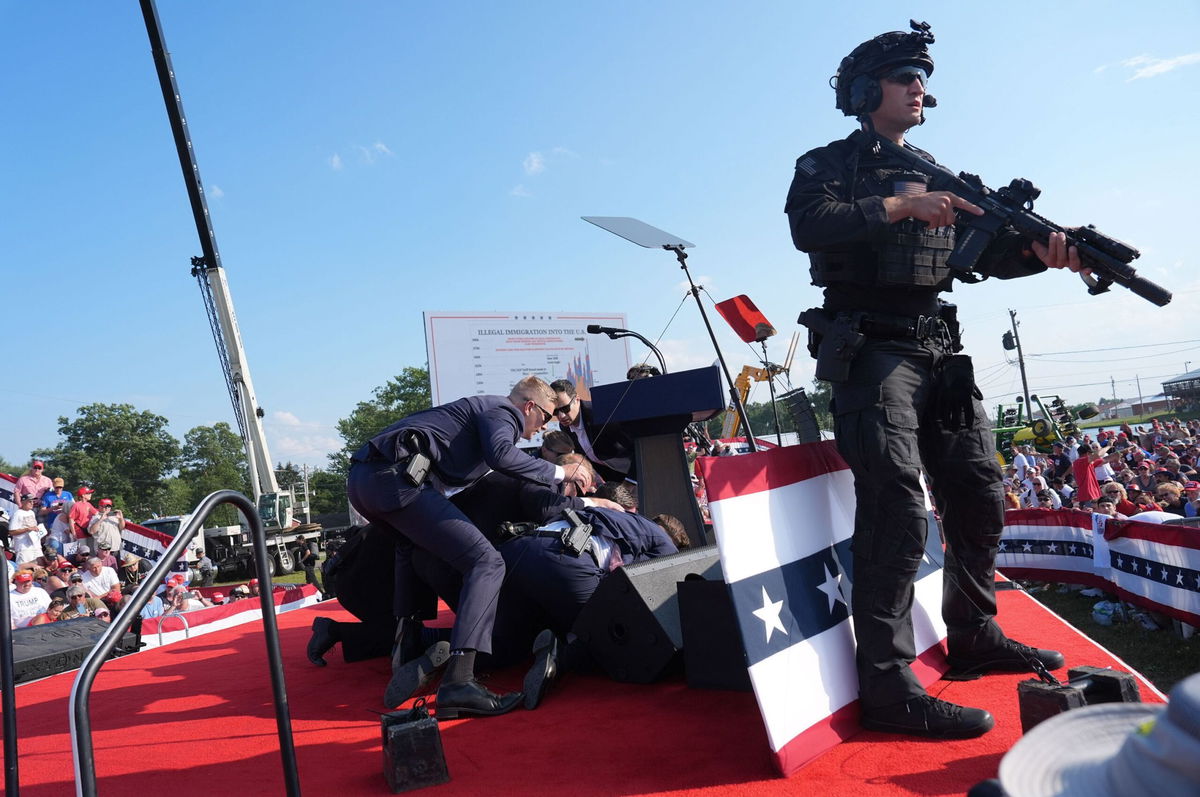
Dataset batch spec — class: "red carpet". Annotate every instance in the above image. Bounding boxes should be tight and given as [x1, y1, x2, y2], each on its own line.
[2, 588, 1165, 796]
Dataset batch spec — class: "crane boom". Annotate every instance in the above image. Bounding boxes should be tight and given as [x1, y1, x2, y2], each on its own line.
[140, 0, 281, 504]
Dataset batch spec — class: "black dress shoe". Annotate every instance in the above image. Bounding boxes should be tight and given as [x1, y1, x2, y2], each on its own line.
[861, 695, 994, 739]
[945, 637, 1065, 680]
[523, 629, 558, 710]
[386, 641, 450, 708]
[436, 679, 523, 719]
[306, 617, 337, 667]
[390, 618, 426, 673]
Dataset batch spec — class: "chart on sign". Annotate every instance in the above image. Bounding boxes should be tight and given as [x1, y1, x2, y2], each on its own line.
[423, 311, 632, 404]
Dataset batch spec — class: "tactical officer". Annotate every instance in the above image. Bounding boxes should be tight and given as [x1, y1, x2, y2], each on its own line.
[347, 375, 586, 718]
[786, 22, 1080, 739]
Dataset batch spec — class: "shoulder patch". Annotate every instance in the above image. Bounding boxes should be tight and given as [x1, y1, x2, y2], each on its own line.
[797, 155, 819, 176]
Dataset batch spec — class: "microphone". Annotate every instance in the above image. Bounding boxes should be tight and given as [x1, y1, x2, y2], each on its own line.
[586, 324, 623, 335]
[923, 94, 937, 108]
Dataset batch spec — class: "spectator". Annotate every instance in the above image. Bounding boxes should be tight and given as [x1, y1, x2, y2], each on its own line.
[247, 578, 261, 598]
[68, 545, 92, 569]
[37, 478, 73, 545]
[1071, 444, 1106, 508]
[1047, 442, 1072, 481]
[62, 585, 107, 620]
[1131, 460, 1157, 493]
[80, 556, 120, 599]
[140, 589, 165, 619]
[94, 541, 119, 571]
[1094, 496, 1126, 519]
[1002, 481, 1022, 510]
[9, 571, 51, 629]
[120, 552, 150, 587]
[1048, 477, 1073, 507]
[1062, 436, 1080, 463]
[1101, 483, 1138, 516]
[87, 499, 125, 554]
[1154, 483, 1186, 517]
[30, 597, 68, 625]
[13, 461, 53, 504]
[47, 561, 74, 595]
[69, 486, 98, 541]
[210, 591, 225, 606]
[1184, 481, 1200, 519]
[46, 499, 75, 552]
[1035, 490, 1057, 510]
[8, 494, 44, 565]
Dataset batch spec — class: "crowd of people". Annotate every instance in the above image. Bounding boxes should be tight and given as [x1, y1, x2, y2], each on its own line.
[3, 460, 273, 630]
[1002, 417, 1200, 521]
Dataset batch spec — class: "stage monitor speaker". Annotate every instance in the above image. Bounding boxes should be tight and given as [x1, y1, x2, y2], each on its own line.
[11, 617, 137, 684]
[780, 387, 821, 444]
[571, 545, 721, 684]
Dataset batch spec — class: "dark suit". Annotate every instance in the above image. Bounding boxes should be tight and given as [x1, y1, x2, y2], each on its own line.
[348, 395, 558, 654]
[488, 509, 677, 666]
[562, 400, 636, 483]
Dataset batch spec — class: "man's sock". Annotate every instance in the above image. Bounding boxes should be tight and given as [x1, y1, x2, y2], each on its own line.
[442, 649, 476, 684]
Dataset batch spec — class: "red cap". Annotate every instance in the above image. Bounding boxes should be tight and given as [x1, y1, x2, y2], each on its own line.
[249, 578, 259, 586]
[32, 460, 44, 468]
[13, 572, 33, 583]
[99, 498, 113, 507]
[1186, 481, 1200, 490]
[212, 592, 225, 600]
[77, 486, 94, 495]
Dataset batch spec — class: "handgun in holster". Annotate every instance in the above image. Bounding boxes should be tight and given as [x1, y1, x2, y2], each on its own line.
[560, 509, 594, 556]
[798, 308, 865, 384]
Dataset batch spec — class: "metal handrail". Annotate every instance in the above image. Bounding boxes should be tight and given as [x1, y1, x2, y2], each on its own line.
[1, 558, 20, 797]
[69, 490, 300, 796]
[154, 612, 190, 646]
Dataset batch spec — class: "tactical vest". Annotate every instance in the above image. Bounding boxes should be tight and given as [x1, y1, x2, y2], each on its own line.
[809, 146, 955, 289]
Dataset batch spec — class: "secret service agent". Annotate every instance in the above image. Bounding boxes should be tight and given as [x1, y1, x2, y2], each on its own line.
[348, 375, 583, 718]
[786, 22, 1081, 740]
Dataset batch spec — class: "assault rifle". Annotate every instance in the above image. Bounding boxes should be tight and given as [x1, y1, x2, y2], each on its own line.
[872, 135, 1172, 307]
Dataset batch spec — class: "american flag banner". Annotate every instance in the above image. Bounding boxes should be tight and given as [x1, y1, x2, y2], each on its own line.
[699, 441, 948, 776]
[0, 473, 17, 520]
[1102, 518, 1200, 626]
[996, 508, 1108, 590]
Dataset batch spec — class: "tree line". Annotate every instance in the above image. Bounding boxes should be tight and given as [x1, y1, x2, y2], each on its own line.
[4, 366, 830, 525]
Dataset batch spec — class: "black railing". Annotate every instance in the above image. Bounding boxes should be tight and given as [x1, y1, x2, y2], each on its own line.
[68, 490, 300, 796]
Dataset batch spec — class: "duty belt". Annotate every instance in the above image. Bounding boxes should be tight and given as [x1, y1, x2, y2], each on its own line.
[858, 312, 947, 342]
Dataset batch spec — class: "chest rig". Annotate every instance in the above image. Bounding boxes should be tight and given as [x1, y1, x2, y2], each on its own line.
[809, 144, 955, 288]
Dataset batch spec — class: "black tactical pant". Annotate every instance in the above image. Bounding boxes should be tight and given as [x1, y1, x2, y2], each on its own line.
[831, 336, 1006, 709]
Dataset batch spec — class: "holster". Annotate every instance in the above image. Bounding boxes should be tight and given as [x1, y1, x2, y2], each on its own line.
[799, 308, 865, 384]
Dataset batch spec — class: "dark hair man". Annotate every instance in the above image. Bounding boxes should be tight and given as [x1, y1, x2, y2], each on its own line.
[548, 378, 635, 483]
[786, 22, 1079, 740]
[347, 375, 580, 718]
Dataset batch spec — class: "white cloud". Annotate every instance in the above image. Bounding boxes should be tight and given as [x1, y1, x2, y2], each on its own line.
[208, 184, 224, 199]
[373, 141, 394, 157]
[329, 153, 343, 171]
[551, 146, 578, 158]
[676, 274, 716, 294]
[273, 410, 303, 427]
[1100, 52, 1200, 81]
[510, 184, 532, 198]
[523, 152, 546, 175]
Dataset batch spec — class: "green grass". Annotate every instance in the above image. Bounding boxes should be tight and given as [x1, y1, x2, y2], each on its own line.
[1025, 587, 1198, 693]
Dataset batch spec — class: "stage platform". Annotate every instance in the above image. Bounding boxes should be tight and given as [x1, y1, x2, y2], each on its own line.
[2, 586, 1165, 796]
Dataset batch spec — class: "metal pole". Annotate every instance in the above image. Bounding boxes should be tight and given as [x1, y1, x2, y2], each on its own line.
[762, 342, 784, 447]
[70, 490, 300, 797]
[0, 560, 20, 797]
[670, 246, 757, 452]
[1009, 309, 1032, 410]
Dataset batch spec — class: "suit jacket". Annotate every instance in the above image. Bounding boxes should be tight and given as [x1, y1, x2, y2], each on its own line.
[584, 508, 677, 564]
[363, 395, 557, 488]
[564, 400, 635, 482]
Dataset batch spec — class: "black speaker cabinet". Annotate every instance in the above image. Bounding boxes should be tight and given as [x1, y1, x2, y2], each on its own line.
[571, 545, 721, 683]
[11, 617, 136, 684]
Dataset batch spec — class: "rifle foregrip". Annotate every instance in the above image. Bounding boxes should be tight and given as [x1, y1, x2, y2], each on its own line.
[1124, 275, 1172, 307]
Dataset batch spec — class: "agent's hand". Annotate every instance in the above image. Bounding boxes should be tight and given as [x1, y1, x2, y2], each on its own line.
[886, 191, 983, 227]
[1030, 230, 1086, 273]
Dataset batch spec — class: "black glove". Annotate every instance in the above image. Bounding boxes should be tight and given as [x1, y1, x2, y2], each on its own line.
[937, 354, 983, 431]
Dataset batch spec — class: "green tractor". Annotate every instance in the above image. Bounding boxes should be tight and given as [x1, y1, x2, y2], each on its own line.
[994, 394, 1101, 463]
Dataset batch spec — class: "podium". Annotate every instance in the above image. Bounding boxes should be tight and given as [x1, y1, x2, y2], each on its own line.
[590, 366, 725, 547]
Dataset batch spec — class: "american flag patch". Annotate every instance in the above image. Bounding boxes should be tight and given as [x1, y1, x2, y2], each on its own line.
[797, 156, 818, 176]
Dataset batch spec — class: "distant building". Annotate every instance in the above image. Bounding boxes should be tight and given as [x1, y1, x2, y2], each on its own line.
[1164, 368, 1200, 407]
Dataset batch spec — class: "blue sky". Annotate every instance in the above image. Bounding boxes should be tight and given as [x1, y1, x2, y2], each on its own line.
[4, 1, 1199, 469]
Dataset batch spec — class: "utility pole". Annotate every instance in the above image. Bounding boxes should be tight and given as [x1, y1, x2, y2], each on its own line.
[1111, 376, 1117, 402]
[1008, 310, 1031, 410]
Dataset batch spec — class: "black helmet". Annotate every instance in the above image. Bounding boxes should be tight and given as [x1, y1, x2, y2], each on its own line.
[833, 20, 936, 118]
